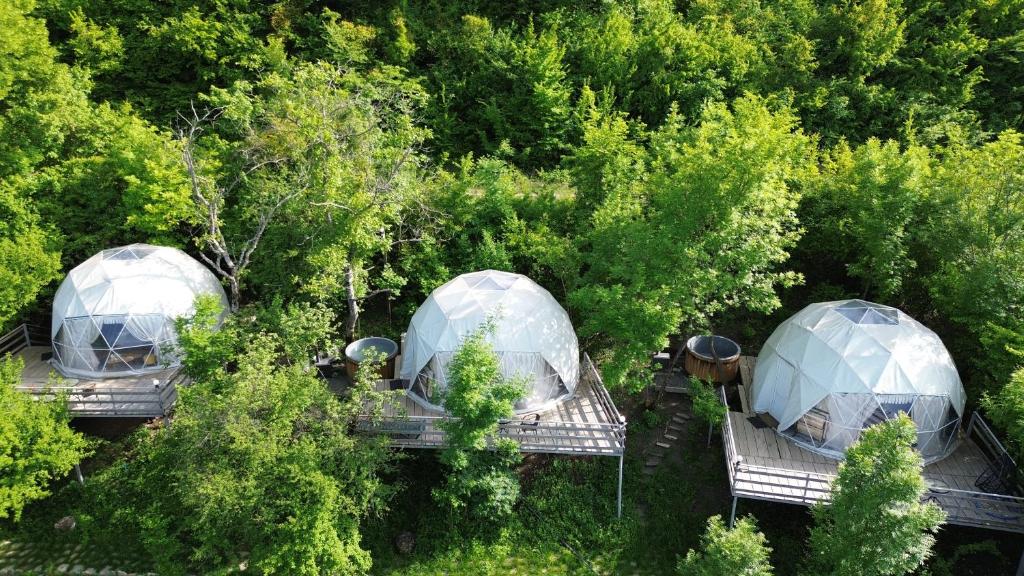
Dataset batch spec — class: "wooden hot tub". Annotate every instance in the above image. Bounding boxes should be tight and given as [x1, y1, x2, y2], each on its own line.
[685, 335, 741, 383]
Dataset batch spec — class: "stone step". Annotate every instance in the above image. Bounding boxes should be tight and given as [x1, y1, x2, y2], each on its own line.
[663, 434, 678, 441]
[655, 441, 671, 449]
[645, 458, 661, 467]
[668, 423, 684, 431]
[672, 414, 691, 423]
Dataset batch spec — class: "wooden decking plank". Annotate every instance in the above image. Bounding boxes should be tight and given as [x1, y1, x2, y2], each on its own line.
[737, 383, 751, 415]
[739, 356, 754, 386]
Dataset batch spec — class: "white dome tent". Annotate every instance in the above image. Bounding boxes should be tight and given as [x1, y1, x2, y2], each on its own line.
[400, 270, 579, 414]
[750, 299, 966, 463]
[51, 244, 228, 379]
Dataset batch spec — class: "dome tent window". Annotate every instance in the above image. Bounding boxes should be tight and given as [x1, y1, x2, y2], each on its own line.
[399, 270, 579, 415]
[750, 299, 966, 464]
[51, 244, 229, 379]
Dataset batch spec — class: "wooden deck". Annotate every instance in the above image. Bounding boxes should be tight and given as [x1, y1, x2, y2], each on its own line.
[723, 356, 1024, 534]
[3, 326, 181, 418]
[357, 354, 626, 456]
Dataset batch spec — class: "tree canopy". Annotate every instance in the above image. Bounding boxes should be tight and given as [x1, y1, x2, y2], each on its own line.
[3, 0, 1024, 572]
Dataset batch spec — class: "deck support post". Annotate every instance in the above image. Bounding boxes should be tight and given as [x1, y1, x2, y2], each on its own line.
[728, 496, 738, 528]
[616, 454, 624, 519]
[73, 463, 84, 485]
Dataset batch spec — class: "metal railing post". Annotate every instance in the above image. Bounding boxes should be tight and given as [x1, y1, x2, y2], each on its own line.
[617, 454, 624, 519]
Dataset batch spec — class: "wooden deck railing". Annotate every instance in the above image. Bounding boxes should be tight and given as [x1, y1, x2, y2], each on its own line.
[4, 322, 184, 417]
[719, 388, 1024, 532]
[360, 354, 626, 456]
[0, 323, 44, 357]
[719, 387, 741, 488]
[15, 370, 185, 417]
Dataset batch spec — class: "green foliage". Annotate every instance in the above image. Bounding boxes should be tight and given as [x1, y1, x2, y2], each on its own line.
[572, 95, 811, 389]
[434, 322, 526, 527]
[0, 356, 91, 522]
[689, 378, 726, 429]
[1, 0, 191, 270]
[187, 58, 429, 323]
[800, 138, 930, 298]
[983, 366, 1024, 464]
[173, 294, 234, 382]
[396, 156, 578, 304]
[678, 514, 773, 576]
[0, 186, 61, 329]
[805, 414, 945, 576]
[80, 328, 394, 575]
[425, 15, 573, 167]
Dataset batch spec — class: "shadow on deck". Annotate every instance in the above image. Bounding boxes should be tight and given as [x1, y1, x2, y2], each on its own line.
[722, 356, 1024, 534]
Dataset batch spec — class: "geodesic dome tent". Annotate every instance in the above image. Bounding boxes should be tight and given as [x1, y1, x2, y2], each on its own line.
[750, 300, 966, 463]
[51, 244, 228, 379]
[399, 270, 579, 414]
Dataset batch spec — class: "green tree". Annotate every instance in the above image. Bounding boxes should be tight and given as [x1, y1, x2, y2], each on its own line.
[1, 0, 191, 269]
[571, 95, 811, 389]
[0, 187, 61, 329]
[920, 131, 1024, 393]
[678, 514, 773, 576]
[84, 315, 393, 575]
[396, 155, 579, 304]
[426, 15, 573, 168]
[984, 366, 1024, 464]
[805, 414, 945, 576]
[0, 356, 91, 521]
[181, 59, 429, 329]
[434, 322, 526, 527]
[799, 138, 931, 299]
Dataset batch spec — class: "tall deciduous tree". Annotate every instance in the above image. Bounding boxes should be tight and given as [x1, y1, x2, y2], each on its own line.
[678, 514, 773, 576]
[798, 138, 930, 299]
[805, 414, 944, 576]
[0, 357, 91, 521]
[1, 0, 186, 296]
[0, 187, 60, 330]
[180, 59, 431, 332]
[571, 95, 812, 389]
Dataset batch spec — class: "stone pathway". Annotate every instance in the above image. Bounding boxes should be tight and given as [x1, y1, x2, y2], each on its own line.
[0, 540, 154, 575]
[642, 397, 692, 475]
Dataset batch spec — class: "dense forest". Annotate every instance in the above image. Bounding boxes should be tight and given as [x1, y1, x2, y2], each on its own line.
[2, 0, 1024, 574]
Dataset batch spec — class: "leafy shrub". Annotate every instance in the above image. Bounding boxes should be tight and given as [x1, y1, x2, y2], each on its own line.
[690, 377, 726, 429]
[678, 514, 773, 576]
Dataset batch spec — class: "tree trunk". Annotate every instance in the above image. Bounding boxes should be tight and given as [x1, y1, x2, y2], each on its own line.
[228, 276, 241, 313]
[344, 260, 359, 342]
